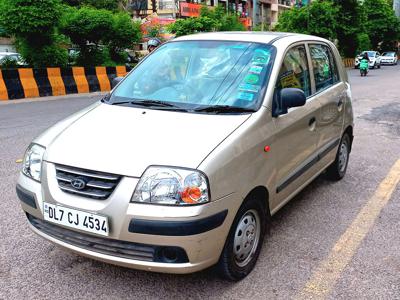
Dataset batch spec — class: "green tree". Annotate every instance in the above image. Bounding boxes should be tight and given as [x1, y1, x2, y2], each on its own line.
[362, 0, 400, 50]
[62, 0, 120, 10]
[168, 5, 244, 37]
[107, 12, 142, 63]
[60, 7, 114, 65]
[60, 7, 141, 65]
[333, 0, 362, 57]
[0, 0, 68, 67]
[275, 1, 338, 41]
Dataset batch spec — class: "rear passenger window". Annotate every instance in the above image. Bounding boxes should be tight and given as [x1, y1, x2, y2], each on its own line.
[275, 45, 311, 98]
[309, 44, 339, 92]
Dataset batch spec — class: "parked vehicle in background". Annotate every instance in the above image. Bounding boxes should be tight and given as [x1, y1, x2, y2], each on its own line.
[380, 52, 398, 65]
[16, 32, 354, 281]
[0, 52, 26, 67]
[354, 51, 381, 69]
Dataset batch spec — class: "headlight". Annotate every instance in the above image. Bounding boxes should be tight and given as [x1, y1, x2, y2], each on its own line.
[132, 166, 210, 205]
[22, 144, 45, 182]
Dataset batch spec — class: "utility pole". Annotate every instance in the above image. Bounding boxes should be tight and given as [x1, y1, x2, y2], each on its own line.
[252, 0, 257, 29]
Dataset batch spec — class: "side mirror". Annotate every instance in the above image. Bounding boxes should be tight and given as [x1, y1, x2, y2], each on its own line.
[112, 76, 123, 88]
[273, 88, 306, 117]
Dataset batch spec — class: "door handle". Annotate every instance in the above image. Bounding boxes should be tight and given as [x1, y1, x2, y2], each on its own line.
[337, 98, 343, 107]
[308, 117, 316, 126]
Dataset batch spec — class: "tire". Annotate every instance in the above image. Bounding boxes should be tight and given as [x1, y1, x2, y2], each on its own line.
[217, 197, 267, 281]
[378, 64, 381, 69]
[326, 133, 351, 181]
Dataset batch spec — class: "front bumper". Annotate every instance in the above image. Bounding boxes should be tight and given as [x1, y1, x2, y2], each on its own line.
[381, 60, 396, 64]
[17, 162, 242, 274]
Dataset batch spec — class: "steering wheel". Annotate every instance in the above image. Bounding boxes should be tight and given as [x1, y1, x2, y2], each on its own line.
[172, 81, 204, 102]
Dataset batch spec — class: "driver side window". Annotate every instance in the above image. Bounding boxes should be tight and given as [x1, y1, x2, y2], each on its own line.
[275, 45, 311, 97]
[273, 45, 311, 114]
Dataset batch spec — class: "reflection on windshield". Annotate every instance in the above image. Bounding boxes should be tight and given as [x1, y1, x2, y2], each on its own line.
[110, 41, 275, 112]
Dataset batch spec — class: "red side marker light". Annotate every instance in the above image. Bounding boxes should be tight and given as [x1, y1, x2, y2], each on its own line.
[264, 145, 271, 152]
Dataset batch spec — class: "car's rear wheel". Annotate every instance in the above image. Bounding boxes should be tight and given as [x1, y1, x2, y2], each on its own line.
[217, 197, 267, 281]
[326, 133, 351, 181]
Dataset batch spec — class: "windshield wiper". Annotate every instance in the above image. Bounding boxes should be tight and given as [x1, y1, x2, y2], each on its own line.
[112, 99, 175, 107]
[194, 105, 256, 114]
[112, 100, 188, 111]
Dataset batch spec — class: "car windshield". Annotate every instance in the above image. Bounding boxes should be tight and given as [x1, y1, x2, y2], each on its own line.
[382, 52, 395, 57]
[109, 41, 276, 113]
[363, 51, 376, 57]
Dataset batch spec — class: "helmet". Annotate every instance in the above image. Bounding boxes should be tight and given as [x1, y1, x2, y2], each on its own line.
[148, 38, 161, 48]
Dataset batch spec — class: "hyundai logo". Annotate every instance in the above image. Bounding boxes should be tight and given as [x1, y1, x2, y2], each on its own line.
[71, 178, 86, 190]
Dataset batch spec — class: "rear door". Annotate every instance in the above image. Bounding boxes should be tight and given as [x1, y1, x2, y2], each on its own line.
[308, 43, 345, 168]
[271, 44, 320, 210]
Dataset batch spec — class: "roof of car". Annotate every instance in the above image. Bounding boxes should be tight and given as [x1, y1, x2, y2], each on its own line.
[174, 31, 327, 44]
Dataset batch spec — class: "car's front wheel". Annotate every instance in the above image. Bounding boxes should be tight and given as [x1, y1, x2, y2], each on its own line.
[326, 133, 351, 181]
[217, 197, 267, 281]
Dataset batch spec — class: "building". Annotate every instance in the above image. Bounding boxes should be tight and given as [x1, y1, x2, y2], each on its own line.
[394, 0, 400, 17]
[0, 37, 15, 53]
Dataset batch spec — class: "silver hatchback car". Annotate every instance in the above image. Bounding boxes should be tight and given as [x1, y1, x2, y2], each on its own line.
[17, 32, 354, 280]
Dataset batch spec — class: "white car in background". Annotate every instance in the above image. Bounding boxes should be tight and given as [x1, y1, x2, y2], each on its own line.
[380, 52, 398, 65]
[0, 52, 26, 66]
[354, 51, 382, 69]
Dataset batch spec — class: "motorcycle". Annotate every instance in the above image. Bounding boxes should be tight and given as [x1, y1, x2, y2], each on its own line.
[359, 58, 369, 76]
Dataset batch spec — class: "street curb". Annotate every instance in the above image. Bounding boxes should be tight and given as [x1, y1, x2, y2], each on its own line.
[0, 92, 106, 105]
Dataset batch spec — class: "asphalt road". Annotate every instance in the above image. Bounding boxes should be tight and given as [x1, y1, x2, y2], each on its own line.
[1, 65, 400, 300]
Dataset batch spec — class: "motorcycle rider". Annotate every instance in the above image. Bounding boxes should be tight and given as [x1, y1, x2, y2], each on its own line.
[359, 52, 369, 76]
[147, 38, 162, 53]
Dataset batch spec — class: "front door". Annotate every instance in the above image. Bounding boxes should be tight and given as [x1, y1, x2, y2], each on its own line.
[270, 44, 320, 211]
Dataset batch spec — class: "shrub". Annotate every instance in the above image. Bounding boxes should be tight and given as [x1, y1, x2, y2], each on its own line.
[0, 0, 68, 67]
[61, 7, 141, 66]
[168, 5, 244, 37]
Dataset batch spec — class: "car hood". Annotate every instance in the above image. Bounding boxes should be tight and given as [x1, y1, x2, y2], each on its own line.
[45, 103, 251, 177]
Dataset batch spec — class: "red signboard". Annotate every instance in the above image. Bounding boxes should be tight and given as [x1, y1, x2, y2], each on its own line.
[180, 3, 202, 17]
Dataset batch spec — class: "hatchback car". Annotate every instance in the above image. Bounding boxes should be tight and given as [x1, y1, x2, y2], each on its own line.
[354, 50, 381, 69]
[380, 51, 398, 65]
[17, 32, 354, 281]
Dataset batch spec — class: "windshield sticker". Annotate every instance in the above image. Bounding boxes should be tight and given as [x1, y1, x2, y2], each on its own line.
[249, 65, 263, 74]
[244, 74, 259, 84]
[237, 92, 255, 102]
[252, 49, 271, 65]
[230, 44, 248, 49]
[239, 83, 260, 93]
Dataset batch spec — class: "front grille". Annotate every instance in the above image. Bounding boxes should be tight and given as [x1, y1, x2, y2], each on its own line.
[55, 164, 121, 200]
[27, 214, 189, 263]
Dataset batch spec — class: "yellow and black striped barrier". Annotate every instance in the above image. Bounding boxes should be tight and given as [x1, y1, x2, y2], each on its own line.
[342, 58, 355, 68]
[0, 66, 129, 101]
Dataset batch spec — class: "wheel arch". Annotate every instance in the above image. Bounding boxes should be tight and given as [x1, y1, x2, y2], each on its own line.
[242, 186, 271, 220]
[344, 125, 354, 152]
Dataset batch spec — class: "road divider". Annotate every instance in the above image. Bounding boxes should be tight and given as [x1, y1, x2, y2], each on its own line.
[342, 58, 355, 68]
[0, 66, 130, 101]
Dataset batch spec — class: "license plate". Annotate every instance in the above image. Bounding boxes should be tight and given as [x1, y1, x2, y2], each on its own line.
[43, 202, 109, 236]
